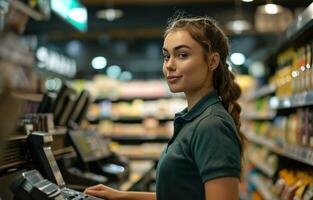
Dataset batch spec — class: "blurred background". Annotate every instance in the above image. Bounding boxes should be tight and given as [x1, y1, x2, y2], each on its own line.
[0, 0, 312, 200]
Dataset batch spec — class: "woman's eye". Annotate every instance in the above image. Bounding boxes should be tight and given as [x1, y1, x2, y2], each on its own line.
[163, 54, 170, 61]
[178, 53, 188, 59]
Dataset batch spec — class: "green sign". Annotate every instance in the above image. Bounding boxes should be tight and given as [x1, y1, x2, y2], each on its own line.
[51, 0, 88, 32]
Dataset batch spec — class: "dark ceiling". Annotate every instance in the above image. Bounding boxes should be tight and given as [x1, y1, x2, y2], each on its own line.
[24, 0, 312, 80]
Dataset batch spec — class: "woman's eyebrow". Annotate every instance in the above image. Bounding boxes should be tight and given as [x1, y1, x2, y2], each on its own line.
[163, 45, 192, 52]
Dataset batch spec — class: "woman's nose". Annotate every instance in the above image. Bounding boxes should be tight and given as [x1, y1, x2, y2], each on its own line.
[165, 58, 176, 71]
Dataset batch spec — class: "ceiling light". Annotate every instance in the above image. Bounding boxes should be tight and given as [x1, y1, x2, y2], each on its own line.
[248, 61, 265, 77]
[241, 0, 254, 2]
[92, 56, 107, 70]
[119, 71, 133, 81]
[230, 53, 246, 65]
[96, 9, 123, 21]
[227, 0, 252, 34]
[257, 3, 284, 15]
[106, 65, 122, 78]
[69, 7, 88, 23]
[226, 20, 252, 33]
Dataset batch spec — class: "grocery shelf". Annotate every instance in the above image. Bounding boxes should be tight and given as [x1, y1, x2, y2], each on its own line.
[88, 116, 173, 124]
[269, 91, 313, 110]
[95, 95, 185, 103]
[247, 154, 275, 177]
[247, 84, 276, 101]
[103, 135, 170, 144]
[113, 144, 165, 161]
[250, 175, 279, 200]
[247, 133, 313, 167]
[241, 113, 276, 121]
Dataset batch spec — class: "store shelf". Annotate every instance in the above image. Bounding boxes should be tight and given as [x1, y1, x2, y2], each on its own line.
[247, 84, 276, 101]
[250, 175, 279, 200]
[269, 91, 313, 110]
[89, 116, 173, 124]
[247, 133, 313, 167]
[241, 113, 276, 121]
[119, 160, 155, 191]
[246, 134, 282, 154]
[113, 144, 165, 161]
[95, 95, 184, 103]
[103, 135, 170, 144]
[247, 154, 275, 177]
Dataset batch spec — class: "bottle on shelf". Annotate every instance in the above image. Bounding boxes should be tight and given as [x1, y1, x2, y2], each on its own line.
[305, 43, 312, 91]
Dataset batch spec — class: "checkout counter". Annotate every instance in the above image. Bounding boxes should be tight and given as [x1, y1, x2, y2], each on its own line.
[0, 84, 156, 200]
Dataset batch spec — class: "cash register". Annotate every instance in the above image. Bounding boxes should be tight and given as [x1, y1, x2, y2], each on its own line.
[10, 132, 105, 200]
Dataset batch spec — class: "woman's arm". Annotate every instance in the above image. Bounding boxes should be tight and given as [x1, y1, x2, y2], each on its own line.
[118, 191, 156, 200]
[84, 184, 156, 200]
[204, 177, 239, 200]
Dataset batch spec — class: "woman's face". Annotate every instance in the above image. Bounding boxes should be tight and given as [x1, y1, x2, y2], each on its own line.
[162, 30, 213, 95]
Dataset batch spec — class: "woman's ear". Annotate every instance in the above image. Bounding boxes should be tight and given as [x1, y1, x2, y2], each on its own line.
[207, 52, 220, 71]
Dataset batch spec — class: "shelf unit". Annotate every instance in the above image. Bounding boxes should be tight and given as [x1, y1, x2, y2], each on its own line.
[247, 84, 276, 101]
[104, 135, 170, 144]
[95, 95, 184, 103]
[243, 6, 313, 199]
[247, 133, 313, 167]
[89, 116, 173, 124]
[241, 113, 276, 121]
[250, 175, 279, 200]
[270, 91, 313, 110]
[247, 153, 276, 177]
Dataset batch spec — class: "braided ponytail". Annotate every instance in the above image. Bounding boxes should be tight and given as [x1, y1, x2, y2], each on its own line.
[213, 62, 246, 153]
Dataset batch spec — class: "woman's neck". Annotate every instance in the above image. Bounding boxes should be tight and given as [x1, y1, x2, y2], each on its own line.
[185, 87, 214, 110]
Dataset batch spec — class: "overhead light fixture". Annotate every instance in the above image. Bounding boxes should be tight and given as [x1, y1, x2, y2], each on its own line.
[119, 71, 133, 81]
[226, 20, 252, 33]
[69, 7, 88, 23]
[106, 65, 122, 78]
[91, 56, 107, 70]
[241, 0, 254, 2]
[257, 1, 284, 15]
[230, 52, 246, 65]
[226, 0, 252, 33]
[96, 8, 123, 21]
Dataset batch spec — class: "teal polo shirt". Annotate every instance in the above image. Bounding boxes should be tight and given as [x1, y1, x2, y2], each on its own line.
[156, 90, 241, 200]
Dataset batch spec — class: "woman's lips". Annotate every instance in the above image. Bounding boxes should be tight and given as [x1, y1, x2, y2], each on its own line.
[167, 75, 182, 84]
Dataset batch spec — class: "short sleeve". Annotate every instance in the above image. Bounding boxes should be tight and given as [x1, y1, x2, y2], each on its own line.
[190, 117, 241, 183]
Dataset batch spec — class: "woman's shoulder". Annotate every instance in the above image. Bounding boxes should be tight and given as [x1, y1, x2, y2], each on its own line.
[194, 105, 238, 138]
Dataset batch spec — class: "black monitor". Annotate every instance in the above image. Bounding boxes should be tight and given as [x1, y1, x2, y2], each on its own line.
[37, 92, 57, 114]
[66, 90, 92, 128]
[68, 130, 111, 163]
[27, 132, 66, 187]
[51, 84, 77, 126]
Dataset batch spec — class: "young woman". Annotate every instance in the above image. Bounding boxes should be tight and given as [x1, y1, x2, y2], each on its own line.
[85, 16, 245, 200]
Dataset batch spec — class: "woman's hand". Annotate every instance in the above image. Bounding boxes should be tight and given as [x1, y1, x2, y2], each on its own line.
[84, 184, 124, 200]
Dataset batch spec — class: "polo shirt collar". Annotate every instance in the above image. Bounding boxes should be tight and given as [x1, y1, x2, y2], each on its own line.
[175, 90, 221, 122]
